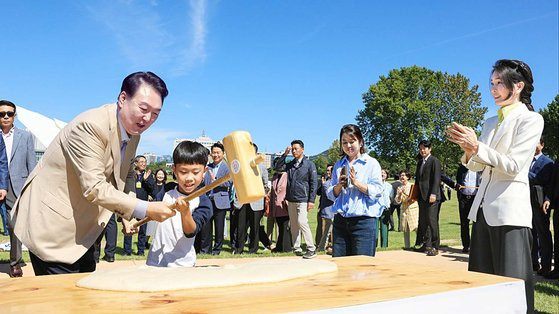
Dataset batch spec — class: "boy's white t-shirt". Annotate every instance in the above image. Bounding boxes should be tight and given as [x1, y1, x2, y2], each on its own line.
[146, 188, 201, 267]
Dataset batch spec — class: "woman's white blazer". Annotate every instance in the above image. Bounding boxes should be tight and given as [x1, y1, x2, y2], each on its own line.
[463, 104, 544, 227]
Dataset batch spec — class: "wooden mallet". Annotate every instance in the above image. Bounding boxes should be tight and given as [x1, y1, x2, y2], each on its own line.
[133, 131, 266, 228]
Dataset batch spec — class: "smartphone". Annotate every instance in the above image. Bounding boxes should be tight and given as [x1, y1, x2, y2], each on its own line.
[340, 165, 349, 188]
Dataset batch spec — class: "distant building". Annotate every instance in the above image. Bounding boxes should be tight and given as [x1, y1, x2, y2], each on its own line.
[33, 134, 47, 162]
[143, 152, 158, 165]
[158, 155, 172, 163]
[261, 152, 273, 169]
[174, 131, 217, 153]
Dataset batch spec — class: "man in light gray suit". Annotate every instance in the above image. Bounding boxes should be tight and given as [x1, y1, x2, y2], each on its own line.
[0, 100, 36, 277]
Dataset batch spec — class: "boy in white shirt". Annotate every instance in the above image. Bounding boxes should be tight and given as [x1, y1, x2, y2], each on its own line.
[147, 141, 213, 267]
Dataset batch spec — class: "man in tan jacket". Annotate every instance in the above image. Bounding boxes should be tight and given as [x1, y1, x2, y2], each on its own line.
[12, 72, 176, 275]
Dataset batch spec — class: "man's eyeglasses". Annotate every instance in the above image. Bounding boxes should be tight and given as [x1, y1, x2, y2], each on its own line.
[0, 111, 15, 118]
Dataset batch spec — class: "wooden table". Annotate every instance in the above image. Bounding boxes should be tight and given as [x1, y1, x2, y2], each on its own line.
[0, 254, 525, 313]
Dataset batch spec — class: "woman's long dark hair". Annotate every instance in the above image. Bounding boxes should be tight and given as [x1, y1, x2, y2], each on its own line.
[492, 59, 534, 111]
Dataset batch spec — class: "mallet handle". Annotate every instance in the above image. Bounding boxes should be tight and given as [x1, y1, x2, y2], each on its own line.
[133, 174, 232, 228]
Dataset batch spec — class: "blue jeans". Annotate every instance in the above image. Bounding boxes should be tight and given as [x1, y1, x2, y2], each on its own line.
[1, 202, 9, 236]
[332, 214, 377, 257]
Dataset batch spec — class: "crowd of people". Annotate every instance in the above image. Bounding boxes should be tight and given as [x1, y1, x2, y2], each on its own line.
[0, 60, 557, 312]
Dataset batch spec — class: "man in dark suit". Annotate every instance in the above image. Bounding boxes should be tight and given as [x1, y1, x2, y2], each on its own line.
[414, 140, 441, 256]
[0, 100, 31, 277]
[543, 160, 559, 279]
[529, 137, 554, 276]
[123, 155, 155, 256]
[441, 164, 481, 253]
[93, 213, 117, 263]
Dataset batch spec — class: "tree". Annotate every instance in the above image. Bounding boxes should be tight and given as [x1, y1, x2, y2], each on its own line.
[540, 95, 559, 160]
[312, 139, 340, 176]
[326, 139, 341, 165]
[356, 66, 486, 176]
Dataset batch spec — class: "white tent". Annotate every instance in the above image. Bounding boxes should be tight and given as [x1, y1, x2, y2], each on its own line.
[16, 106, 67, 148]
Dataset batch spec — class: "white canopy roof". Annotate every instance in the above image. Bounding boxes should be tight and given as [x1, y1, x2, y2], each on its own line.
[16, 106, 67, 148]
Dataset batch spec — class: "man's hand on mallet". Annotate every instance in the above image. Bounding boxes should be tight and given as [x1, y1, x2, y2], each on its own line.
[121, 219, 138, 235]
[146, 201, 177, 222]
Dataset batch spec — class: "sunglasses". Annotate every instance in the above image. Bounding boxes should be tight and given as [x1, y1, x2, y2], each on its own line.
[0, 111, 15, 118]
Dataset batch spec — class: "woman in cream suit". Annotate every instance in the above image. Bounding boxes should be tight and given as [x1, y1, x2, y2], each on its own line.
[395, 170, 419, 249]
[447, 59, 543, 313]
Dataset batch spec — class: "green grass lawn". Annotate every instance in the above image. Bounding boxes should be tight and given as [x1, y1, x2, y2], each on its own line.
[1, 196, 557, 312]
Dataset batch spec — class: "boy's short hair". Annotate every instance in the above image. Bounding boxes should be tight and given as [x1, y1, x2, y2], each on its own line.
[173, 141, 209, 165]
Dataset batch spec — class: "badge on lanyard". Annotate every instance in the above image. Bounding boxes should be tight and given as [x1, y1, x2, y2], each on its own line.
[136, 181, 142, 189]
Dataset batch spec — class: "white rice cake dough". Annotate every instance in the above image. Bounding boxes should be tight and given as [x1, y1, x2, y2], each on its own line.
[76, 258, 338, 292]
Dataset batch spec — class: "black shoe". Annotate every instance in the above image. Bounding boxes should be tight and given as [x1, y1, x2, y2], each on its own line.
[135, 252, 145, 256]
[102, 255, 115, 263]
[413, 245, 426, 253]
[533, 264, 541, 272]
[462, 247, 470, 253]
[537, 268, 551, 276]
[9, 264, 23, 277]
[123, 252, 131, 256]
[294, 250, 304, 256]
[543, 269, 559, 279]
[303, 250, 317, 259]
[426, 248, 438, 256]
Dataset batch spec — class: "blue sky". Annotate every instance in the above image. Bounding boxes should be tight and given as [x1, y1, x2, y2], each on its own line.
[1, 1, 557, 156]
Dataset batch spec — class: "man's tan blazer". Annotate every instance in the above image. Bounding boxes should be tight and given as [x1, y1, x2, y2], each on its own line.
[13, 103, 140, 264]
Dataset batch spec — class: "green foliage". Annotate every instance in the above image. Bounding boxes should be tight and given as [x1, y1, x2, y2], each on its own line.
[146, 161, 169, 172]
[314, 155, 328, 177]
[326, 139, 341, 164]
[540, 94, 559, 160]
[356, 66, 486, 176]
[314, 139, 341, 176]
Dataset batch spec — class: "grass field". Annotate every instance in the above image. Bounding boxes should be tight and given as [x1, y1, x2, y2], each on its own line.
[1, 195, 557, 312]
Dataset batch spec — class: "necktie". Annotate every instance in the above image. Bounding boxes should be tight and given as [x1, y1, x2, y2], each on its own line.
[120, 140, 128, 160]
[530, 157, 536, 170]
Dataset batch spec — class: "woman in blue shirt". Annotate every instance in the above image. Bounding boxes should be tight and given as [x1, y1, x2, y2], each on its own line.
[327, 124, 385, 257]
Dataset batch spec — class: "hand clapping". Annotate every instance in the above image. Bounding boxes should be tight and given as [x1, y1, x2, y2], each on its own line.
[143, 169, 152, 181]
[446, 122, 479, 155]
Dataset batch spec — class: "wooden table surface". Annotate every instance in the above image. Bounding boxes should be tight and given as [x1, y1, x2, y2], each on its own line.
[0, 253, 521, 313]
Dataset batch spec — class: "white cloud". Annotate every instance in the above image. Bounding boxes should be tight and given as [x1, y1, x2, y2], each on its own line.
[86, 0, 207, 75]
[170, 0, 207, 76]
